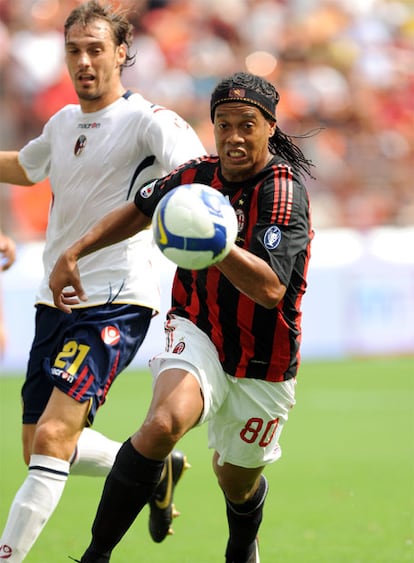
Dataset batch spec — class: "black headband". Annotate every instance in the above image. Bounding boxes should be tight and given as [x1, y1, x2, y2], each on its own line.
[210, 87, 277, 122]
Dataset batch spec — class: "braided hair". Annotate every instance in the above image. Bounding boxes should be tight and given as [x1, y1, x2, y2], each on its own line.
[211, 72, 315, 179]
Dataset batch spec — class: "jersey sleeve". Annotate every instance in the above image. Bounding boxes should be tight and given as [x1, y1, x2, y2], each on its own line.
[250, 167, 312, 287]
[143, 107, 206, 171]
[133, 154, 209, 217]
[18, 119, 54, 183]
[133, 169, 181, 217]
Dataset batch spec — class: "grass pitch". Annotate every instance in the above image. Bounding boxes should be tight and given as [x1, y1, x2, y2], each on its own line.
[0, 356, 413, 562]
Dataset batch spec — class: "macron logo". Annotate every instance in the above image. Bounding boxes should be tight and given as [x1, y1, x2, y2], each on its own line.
[0, 544, 12, 559]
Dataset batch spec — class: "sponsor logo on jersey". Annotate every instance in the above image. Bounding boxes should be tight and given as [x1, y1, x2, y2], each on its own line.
[77, 122, 101, 129]
[264, 226, 282, 249]
[173, 341, 185, 354]
[51, 367, 75, 383]
[101, 326, 121, 346]
[74, 134, 87, 156]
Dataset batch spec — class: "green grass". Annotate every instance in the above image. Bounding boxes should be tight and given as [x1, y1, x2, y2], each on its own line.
[1, 357, 413, 562]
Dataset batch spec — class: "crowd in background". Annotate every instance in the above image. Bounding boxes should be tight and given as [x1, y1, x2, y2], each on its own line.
[0, 0, 413, 239]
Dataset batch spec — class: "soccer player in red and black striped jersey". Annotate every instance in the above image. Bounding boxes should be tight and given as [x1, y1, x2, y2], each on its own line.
[50, 71, 315, 563]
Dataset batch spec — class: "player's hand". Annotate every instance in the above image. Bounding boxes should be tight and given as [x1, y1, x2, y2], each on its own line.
[49, 250, 88, 313]
[0, 322, 7, 358]
[0, 234, 16, 271]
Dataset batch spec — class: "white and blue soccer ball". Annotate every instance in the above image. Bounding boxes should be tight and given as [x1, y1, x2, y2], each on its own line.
[152, 183, 238, 270]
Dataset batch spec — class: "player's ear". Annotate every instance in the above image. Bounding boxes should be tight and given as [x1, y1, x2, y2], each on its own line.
[116, 43, 127, 67]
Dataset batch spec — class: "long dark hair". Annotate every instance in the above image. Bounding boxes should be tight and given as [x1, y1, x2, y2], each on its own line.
[64, 1, 136, 71]
[211, 72, 316, 179]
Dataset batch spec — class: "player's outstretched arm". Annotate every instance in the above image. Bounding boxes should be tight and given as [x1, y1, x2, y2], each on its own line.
[215, 245, 286, 309]
[0, 151, 34, 185]
[49, 202, 150, 313]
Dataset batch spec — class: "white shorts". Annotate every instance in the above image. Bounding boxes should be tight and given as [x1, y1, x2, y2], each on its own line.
[149, 315, 296, 469]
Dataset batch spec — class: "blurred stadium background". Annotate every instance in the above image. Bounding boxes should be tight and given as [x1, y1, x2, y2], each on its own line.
[0, 0, 413, 371]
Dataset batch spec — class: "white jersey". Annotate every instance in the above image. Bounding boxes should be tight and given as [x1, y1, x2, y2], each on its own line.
[18, 91, 206, 311]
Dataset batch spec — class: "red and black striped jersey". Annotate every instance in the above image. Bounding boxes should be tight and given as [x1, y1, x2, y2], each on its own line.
[135, 154, 313, 382]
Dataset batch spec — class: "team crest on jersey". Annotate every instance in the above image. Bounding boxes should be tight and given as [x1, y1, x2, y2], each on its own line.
[74, 134, 87, 156]
[172, 341, 185, 354]
[264, 226, 282, 249]
[236, 208, 245, 232]
[101, 326, 120, 346]
[0, 543, 12, 558]
[140, 181, 156, 199]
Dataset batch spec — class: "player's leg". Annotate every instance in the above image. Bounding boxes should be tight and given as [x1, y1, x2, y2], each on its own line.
[79, 366, 204, 562]
[21, 423, 36, 465]
[0, 388, 89, 562]
[209, 376, 296, 563]
[77, 315, 225, 561]
[0, 305, 72, 561]
[66, 303, 152, 475]
[146, 315, 228, 542]
[70, 425, 191, 544]
[0, 303, 150, 562]
[69, 427, 121, 476]
[64, 304, 191, 542]
[213, 458, 267, 563]
[61, 302, 150, 477]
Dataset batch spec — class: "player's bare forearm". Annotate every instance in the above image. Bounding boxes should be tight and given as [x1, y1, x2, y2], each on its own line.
[215, 245, 286, 309]
[72, 202, 150, 260]
[49, 202, 150, 313]
[0, 151, 34, 185]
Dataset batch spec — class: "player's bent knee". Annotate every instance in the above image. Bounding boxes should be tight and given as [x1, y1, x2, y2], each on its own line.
[33, 421, 78, 460]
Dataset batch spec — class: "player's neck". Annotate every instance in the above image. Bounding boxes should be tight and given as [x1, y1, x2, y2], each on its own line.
[79, 86, 127, 114]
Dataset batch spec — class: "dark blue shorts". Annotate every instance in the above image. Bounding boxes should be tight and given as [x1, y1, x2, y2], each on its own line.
[22, 303, 152, 426]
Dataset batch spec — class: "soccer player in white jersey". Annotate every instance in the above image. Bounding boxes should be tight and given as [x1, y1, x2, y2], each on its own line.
[0, 2, 205, 561]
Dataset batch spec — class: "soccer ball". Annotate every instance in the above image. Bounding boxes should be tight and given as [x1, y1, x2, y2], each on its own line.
[152, 183, 238, 270]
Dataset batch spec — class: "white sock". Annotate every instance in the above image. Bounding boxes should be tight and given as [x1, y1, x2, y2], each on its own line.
[0, 455, 69, 562]
[69, 428, 121, 477]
